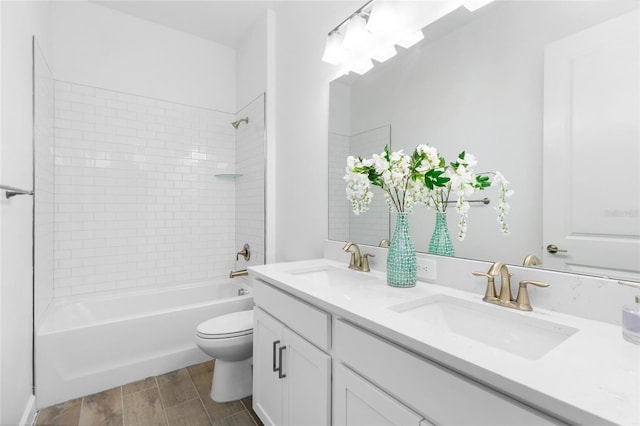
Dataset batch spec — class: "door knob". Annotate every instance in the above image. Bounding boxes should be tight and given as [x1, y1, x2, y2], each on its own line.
[546, 244, 568, 254]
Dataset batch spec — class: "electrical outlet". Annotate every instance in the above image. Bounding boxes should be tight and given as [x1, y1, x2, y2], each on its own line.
[416, 257, 437, 281]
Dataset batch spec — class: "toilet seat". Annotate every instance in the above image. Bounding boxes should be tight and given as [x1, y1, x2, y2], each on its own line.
[197, 309, 253, 339]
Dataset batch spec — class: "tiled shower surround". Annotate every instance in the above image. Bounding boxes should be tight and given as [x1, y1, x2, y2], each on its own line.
[235, 96, 265, 271]
[328, 126, 390, 245]
[53, 82, 243, 297]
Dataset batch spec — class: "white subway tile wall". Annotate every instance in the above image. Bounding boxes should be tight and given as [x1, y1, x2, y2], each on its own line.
[53, 81, 237, 297]
[328, 126, 391, 246]
[328, 132, 350, 241]
[34, 41, 56, 321]
[349, 127, 390, 245]
[234, 95, 265, 270]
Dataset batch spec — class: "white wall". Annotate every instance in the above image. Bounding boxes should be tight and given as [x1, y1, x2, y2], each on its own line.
[236, 13, 267, 111]
[1, 1, 52, 423]
[52, 1, 236, 112]
[235, 12, 268, 269]
[272, 1, 358, 262]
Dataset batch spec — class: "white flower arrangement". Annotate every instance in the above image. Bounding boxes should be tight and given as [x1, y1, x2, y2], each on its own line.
[344, 145, 430, 214]
[344, 144, 513, 240]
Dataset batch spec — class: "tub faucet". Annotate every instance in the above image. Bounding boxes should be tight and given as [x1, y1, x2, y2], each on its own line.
[343, 242, 375, 272]
[229, 269, 248, 278]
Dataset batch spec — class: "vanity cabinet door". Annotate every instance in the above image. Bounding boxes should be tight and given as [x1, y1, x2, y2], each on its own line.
[282, 327, 331, 426]
[334, 363, 427, 426]
[253, 307, 331, 426]
[253, 308, 284, 426]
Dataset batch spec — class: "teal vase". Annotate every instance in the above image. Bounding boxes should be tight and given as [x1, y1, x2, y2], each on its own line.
[428, 212, 454, 256]
[387, 212, 416, 288]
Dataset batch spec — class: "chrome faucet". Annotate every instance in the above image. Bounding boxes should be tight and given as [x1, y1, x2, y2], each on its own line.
[472, 262, 549, 311]
[343, 242, 375, 272]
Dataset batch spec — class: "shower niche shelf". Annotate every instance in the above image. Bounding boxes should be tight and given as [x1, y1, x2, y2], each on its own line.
[215, 173, 243, 178]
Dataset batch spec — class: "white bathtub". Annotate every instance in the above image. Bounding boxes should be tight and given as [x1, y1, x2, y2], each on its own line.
[35, 279, 253, 409]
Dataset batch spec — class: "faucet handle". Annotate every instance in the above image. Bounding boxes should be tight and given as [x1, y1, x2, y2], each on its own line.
[361, 253, 375, 272]
[515, 280, 549, 311]
[472, 271, 492, 279]
[343, 242, 362, 269]
[472, 271, 497, 301]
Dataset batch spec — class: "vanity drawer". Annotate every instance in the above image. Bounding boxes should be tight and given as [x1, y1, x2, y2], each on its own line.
[334, 320, 564, 426]
[254, 279, 331, 351]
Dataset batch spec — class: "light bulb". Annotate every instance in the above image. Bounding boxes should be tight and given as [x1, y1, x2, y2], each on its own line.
[322, 31, 346, 65]
[350, 59, 374, 75]
[464, 0, 496, 12]
[397, 30, 424, 49]
[343, 14, 371, 51]
[367, 1, 401, 37]
[371, 44, 397, 63]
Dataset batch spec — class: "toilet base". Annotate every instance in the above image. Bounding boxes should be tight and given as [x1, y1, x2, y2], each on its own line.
[210, 357, 253, 402]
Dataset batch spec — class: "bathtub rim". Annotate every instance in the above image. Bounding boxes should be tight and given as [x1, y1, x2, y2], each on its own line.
[37, 279, 253, 334]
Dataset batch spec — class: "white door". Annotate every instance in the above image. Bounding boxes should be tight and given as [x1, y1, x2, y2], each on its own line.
[543, 10, 640, 280]
[253, 308, 284, 426]
[333, 363, 427, 426]
[282, 327, 331, 426]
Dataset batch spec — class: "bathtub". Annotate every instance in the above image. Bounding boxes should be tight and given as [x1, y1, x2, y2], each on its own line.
[35, 279, 253, 409]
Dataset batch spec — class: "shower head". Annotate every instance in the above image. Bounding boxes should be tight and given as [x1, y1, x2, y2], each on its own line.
[231, 117, 249, 129]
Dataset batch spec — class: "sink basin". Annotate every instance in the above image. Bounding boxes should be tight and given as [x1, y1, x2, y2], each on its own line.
[288, 265, 379, 285]
[389, 294, 578, 360]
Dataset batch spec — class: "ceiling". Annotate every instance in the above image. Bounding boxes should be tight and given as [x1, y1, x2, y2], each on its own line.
[94, 1, 285, 48]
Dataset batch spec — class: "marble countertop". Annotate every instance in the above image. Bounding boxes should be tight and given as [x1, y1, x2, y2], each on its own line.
[249, 258, 640, 426]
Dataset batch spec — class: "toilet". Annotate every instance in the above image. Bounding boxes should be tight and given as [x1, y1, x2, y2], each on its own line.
[195, 309, 254, 402]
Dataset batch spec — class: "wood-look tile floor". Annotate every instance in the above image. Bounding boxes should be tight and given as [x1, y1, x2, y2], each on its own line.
[35, 361, 264, 426]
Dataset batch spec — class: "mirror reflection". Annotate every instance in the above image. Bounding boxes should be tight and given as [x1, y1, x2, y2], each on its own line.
[328, 0, 639, 280]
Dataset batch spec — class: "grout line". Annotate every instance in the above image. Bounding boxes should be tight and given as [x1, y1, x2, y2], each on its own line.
[79, 396, 85, 425]
[120, 386, 126, 426]
[184, 365, 214, 425]
[154, 376, 171, 426]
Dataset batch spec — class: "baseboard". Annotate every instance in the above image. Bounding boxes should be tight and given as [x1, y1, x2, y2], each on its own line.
[19, 395, 37, 426]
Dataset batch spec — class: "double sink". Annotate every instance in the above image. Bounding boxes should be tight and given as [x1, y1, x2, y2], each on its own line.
[289, 264, 578, 361]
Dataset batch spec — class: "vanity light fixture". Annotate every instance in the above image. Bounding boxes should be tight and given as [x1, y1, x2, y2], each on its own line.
[321, 0, 433, 75]
[321, 30, 346, 65]
[322, 0, 496, 75]
[463, 0, 496, 12]
[396, 30, 425, 49]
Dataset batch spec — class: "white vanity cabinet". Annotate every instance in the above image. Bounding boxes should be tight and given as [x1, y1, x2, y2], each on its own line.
[253, 280, 331, 426]
[334, 320, 565, 426]
[334, 363, 431, 426]
[253, 274, 568, 426]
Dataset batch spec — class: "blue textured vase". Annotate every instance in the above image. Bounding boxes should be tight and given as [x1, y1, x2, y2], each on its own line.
[428, 212, 454, 257]
[387, 212, 416, 288]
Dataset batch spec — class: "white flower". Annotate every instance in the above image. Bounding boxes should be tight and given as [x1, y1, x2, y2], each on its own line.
[345, 145, 513, 240]
[492, 171, 513, 235]
[344, 156, 373, 215]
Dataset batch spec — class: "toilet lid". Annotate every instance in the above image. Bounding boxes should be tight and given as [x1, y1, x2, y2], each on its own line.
[197, 309, 254, 338]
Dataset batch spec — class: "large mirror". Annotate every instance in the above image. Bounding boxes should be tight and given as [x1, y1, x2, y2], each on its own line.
[328, 0, 640, 280]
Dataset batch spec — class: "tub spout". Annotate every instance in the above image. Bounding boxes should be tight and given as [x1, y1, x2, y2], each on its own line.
[229, 269, 248, 278]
